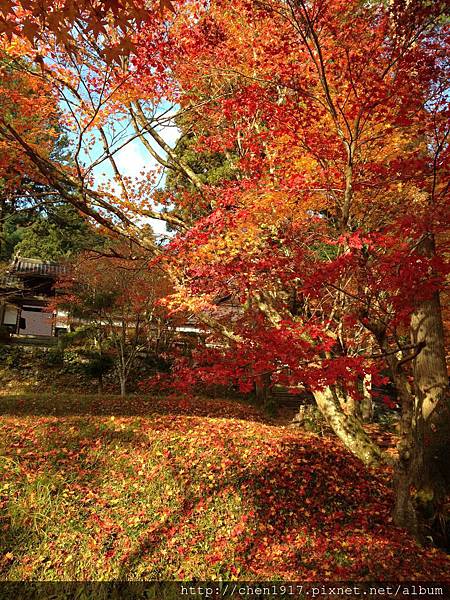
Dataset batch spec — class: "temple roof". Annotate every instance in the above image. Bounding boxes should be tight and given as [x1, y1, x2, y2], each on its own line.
[8, 257, 68, 278]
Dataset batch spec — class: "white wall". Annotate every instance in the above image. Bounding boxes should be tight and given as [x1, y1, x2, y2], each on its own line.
[19, 307, 53, 336]
[3, 305, 18, 326]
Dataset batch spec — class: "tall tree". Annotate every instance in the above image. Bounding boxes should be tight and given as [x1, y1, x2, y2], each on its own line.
[0, 47, 102, 262]
[10, 203, 103, 261]
[0, 15, 202, 248]
[137, 0, 449, 540]
[0, 43, 61, 257]
[2, 0, 448, 542]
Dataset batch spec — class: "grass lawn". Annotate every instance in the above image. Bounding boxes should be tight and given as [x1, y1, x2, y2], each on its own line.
[0, 393, 449, 581]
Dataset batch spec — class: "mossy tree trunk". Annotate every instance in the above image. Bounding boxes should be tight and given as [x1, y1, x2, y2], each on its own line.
[313, 386, 383, 467]
[405, 236, 450, 544]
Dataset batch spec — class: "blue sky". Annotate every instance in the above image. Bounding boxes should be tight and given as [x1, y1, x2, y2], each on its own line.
[81, 114, 180, 237]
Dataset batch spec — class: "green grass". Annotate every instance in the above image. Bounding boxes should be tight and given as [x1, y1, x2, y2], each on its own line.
[0, 393, 449, 581]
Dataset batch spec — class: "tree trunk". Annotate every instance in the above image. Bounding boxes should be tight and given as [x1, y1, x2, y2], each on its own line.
[98, 372, 103, 395]
[384, 235, 450, 545]
[120, 377, 126, 397]
[361, 374, 374, 422]
[254, 372, 271, 406]
[339, 393, 361, 418]
[313, 386, 383, 467]
[389, 364, 419, 537]
[407, 237, 450, 544]
[365, 321, 425, 540]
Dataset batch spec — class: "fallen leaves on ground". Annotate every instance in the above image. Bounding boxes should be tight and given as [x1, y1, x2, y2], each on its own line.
[0, 394, 448, 581]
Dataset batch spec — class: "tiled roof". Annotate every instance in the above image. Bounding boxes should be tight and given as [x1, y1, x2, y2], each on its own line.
[9, 257, 68, 277]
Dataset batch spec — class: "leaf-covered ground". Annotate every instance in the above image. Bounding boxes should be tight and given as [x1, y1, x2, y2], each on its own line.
[0, 394, 449, 581]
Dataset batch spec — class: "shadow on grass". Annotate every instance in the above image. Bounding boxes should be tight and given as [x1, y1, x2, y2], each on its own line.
[0, 394, 267, 579]
[0, 393, 269, 423]
[115, 438, 401, 580]
[1, 394, 446, 581]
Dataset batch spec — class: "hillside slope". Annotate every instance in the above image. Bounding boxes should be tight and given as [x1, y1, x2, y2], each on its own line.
[0, 394, 448, 580]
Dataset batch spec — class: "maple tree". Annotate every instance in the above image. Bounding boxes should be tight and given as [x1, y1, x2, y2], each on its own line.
[0, 3, 205, 249]
[56, 247, 172, 396]
[0, 0, 448, 545]
[0, 42, 61, 207]
[134, 0, 448, 541]
[0, 0, 175, 58]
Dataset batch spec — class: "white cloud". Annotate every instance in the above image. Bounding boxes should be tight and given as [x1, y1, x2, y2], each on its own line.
[115, 139, 151, 177]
